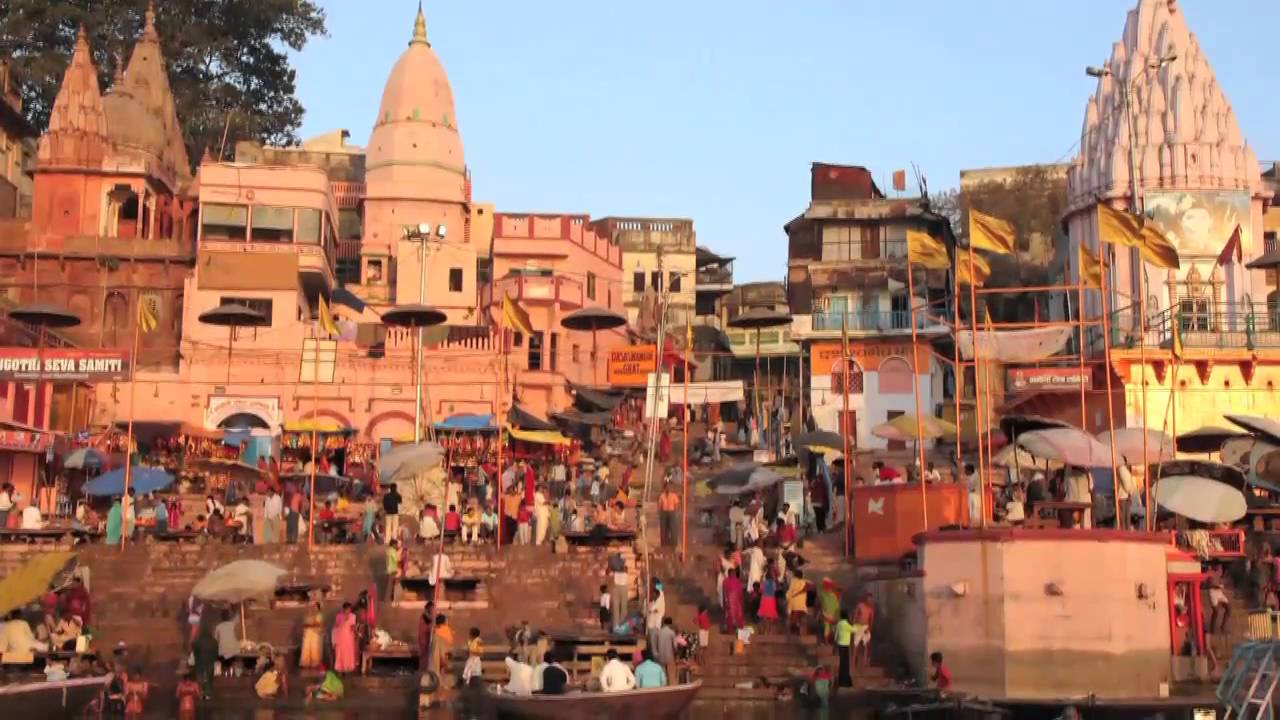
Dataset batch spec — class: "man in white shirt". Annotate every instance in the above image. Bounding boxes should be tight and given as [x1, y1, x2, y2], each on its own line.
[0, 483, 14, 528]
[1, 610, 49, 655]
[428, 551, 454, 586]
[262, 488, 283, 544]
[503, 653, 534, 696]
[231, 501, 252, 541]
[20, 504, 43, 530]
[599, 648, 636, 692]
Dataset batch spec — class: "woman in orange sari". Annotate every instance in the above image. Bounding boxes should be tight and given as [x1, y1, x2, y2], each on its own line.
[299, 601, 325, 669]
[331, 603, 358, 673]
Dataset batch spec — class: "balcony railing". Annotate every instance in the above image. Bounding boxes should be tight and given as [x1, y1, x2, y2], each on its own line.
[817, 238, 908, 263]
[1107, 302, 1280, 352]
[0, 232, 196, 260]
[491, 274, 587, 308]
[696, 267, 733, 286]
[812, 309, 926, 332]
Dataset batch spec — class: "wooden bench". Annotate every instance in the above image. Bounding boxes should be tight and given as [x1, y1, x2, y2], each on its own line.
[562, 529, 637, 547]
[273, 583, 332, 606]
[151, 530, 203, 544]
[361, 646, 418, 675]
[398, 576, 483, 605]
[0, 528, 71, 544]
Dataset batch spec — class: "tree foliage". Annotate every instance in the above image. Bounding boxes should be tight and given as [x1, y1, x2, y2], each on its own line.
[0, 0, 326, 167]
[930, 165, 1070, 322]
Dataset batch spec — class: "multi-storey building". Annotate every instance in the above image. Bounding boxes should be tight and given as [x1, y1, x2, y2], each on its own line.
[786, 162, 949, 449]
[0, 61, 35, 219]
[592, 217, 697, 332]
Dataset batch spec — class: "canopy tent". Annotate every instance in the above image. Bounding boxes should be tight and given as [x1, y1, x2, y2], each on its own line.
[957, 326, 1073, 363]
[668, 380, 745, 406]
[551, 408, 614, 428]
[282, 418, 352, 434]
[567, 381, 623, 412]
[507, 427, 572, 446]
[871, 414, 956, 442]
[83, 466, 174, 496]
[433, 414, 496, 432]
[507, 403, 556, 432]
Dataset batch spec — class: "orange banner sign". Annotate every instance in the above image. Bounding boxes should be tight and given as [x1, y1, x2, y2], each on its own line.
[810, 340, 928, 375]
[1007, 366, 1091, 393]
[607, 345, 657, 387]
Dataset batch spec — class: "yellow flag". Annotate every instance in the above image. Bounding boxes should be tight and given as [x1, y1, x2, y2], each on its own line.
[1096, 202, 1180, 270]
[956, 252, 991, 286]
[968, 209, 1016, 255]
[137, 297, 158, 334]
[318, 295, 340, 337]
[502, 294, 534, 335]
[906, 229, 950, 269]
[1079, 245, 1106, 288]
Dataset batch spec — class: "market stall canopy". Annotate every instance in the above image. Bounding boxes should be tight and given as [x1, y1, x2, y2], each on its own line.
[794, 431, 846, 454]
[957, 326, 1073, 363]
[727, 308, 792, 331]
[433, 414, 495, 432]
[567, 381, 623, 412]
[83, 466, 173, 496]
[507, 427, 572, 446]
[1096, 427, 1176, 465]
[381, 303, 447, 328]
[378, 441, 444, 483]
[1156, 460, 1248, 490]
[197, 303, 268, 328]
[560, 306, 627, 332]
[992, 444, 1061, 470]
[1227, 415, 1280, 447]
[283, 418, 351, 434]
[189, 457, 264, 483]
[1016, 428, 1113, 468]
[551, 408, 614, 428]
[0, 551, 75, 616]
[872, 414, 956, 442]
[63, 447, 105, 470]
[6, 303, 82, 329]
[192, 560, 287, 603]
[507, 403, 556, 432]
[279, 472, 351, 496]
[1176, 426, 1244, 454]
[1156, 475, 1247, 524]
[669, 380, 745, 406]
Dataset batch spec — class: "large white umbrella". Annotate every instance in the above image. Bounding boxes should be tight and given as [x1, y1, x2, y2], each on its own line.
[871, 414, 957, 442]
[1096, 428, 1176, 465]
[1221, 437, 1276, 469]
[1226, 415, 1280, 446]
[1155, 475, 1247, 524]
[192, 560, 287, 604]
[991, 444, 1061, 470]
[1017, 428, 1113, 469]
[378, 442, 444, 483]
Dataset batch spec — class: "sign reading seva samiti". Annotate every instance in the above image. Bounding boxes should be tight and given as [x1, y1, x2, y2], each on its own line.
[607, 345, 657, 386]
[0, 348, 130, 382]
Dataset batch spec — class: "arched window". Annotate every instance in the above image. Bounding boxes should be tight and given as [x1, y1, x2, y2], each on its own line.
[831, 358, 863, 395]
[878, 357, 914, 394]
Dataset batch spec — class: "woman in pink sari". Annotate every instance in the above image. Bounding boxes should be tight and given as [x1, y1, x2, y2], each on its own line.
[723, 567, 745, 632]
[331, 602, 358, 673]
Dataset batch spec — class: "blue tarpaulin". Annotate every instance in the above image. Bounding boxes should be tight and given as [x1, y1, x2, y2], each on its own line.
[82, 466, 174, 497]
[433, 414, 495, 431]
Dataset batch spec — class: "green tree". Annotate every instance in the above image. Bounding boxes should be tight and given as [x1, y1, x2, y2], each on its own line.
[0, 0, 326, 167]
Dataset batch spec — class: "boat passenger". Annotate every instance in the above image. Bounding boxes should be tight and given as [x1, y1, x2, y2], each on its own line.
[0, 609, 49, 655]
[503, 652, 534, 696]
[599, 648, 636, 693]
[539, 651, 569, 695]
[929, 651, 952, 690]
[634, 648, 667, 688]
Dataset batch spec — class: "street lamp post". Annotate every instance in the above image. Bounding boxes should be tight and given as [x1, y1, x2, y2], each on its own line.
[404, 222, 448, 442]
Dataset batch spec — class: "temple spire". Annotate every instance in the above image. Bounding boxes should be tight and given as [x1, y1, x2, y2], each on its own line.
[411, 2, 429, 47]
[143, 1, 159, 42]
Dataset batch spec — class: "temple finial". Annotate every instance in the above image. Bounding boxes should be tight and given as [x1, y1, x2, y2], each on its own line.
[411, 2, 429, 46]
[143, 1, 158, 40]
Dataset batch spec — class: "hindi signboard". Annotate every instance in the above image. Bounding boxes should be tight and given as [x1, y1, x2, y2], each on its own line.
[607, 345, 657, 387]
[0, 348, 130, 382]
[1006, 366, 1092, 394]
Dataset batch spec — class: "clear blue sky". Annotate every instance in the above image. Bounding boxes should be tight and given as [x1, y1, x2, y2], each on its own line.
[294, 1, 1280, 282]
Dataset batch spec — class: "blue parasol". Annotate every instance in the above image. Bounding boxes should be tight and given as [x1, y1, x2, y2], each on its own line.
[82, 466, 174, 497]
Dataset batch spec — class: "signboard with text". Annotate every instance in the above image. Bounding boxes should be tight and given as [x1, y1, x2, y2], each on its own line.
[1007, 366, 1092, 394]
[607, 345, 657, 387]
[810, 340, 929, 375]
[0, 348, 130, 382]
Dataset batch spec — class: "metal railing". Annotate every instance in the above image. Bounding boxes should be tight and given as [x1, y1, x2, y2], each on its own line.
[812, 309, 923, 332]
[1113, 302, 1280, 352]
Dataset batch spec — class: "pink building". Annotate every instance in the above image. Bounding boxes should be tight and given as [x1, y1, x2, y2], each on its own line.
[62, 6, 627, 441]
[488, 213, 627, 410]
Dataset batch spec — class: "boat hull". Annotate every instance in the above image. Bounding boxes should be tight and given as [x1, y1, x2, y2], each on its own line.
[486, 680, 702, 720]
[0, 675, 109, 719]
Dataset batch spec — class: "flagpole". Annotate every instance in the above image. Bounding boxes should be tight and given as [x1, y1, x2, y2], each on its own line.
[841, 312, 852, 558]
[121, 306, 143, 550]
[308, 334, 319, 549]
[952, 273, 963, 472]
[495, 309, 505, 550]
[1076, 278, 1089, 430]
[904, 253, 929, 528]
[982, 312, 996, 526]
[966, 245, 987, 529]
[681, 316, 691, 564]
[1099, 245, 1121, 527]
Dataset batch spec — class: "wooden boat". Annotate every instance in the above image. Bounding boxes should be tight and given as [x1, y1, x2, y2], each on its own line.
[485, 680, 702, 719]
[0, 675, 110, 718]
